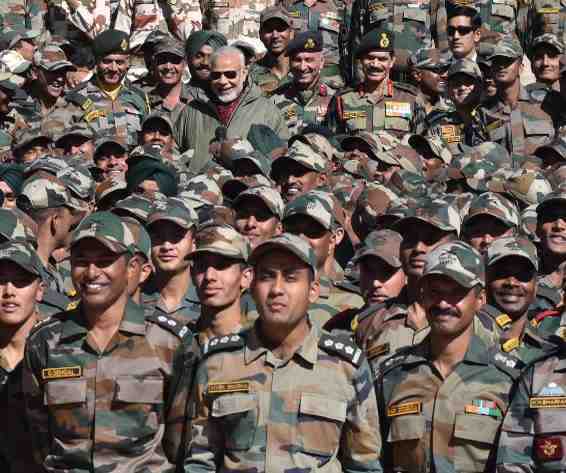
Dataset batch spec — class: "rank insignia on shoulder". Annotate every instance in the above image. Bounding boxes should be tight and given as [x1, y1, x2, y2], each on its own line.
[367, 342, 390, 360]
[464, 399, 501, 418]
[66, 300, 80, 311]
[535, 437, 563, 461]
[387, 400, 421, 417]
[529, 396, 566, 409]
[502, 337, 519, 353]
[147, 314, 190, 339]
[208, 381, 250, 395]
[81, 98, 94, 111]
[203, 333, 244, 355]
[496, 313, 512, 328]
[319, 334, 362, 366]
[84, 109, 107, 123]
[42, 366, 82, 381]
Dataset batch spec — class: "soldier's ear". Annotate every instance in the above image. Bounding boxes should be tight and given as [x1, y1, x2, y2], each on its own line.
[410, 68, 422, 83]
[274, 221, 283, 236]
[35, 280, 45, 304]
[308, 277, 320, 303]
[332, 227, 344, 246]
[241, 266, 254, 290]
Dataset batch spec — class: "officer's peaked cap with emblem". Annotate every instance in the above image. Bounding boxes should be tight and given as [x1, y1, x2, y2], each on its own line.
[287, 31, 323, 56]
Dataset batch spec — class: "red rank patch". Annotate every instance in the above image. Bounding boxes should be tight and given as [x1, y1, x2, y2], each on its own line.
[535, 437, 563, 462]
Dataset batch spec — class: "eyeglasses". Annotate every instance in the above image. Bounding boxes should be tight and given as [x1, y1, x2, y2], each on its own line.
[448, 26, 474, 36]
[426, 65, 450, 74]
[210, 70, 239, 80]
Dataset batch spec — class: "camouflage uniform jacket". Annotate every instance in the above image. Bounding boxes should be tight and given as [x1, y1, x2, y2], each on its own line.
[200, 0, 274, 42]
[326, 79, 425, 138]
[23, 299, 195, 472]
[114, 0, 202, 50]
[14, 94, 74, 137]
[272, 80, 336, 136]
[65, 78, 149, 147]
[473, 0, 529, 46]
[47, 0, 118, 41]
[528, 0, 566, 49]
[478, 86, 555, 156]
[248, 57, 292, 94]
[141, 281, 201, 326]
[185, 323, 381, 473]
[0, 108, 28, 137]
[0, 0, 48, 38]
[376, 334, 519, 473]
[37, 288, 74, 317]
[496, 345, 566, 472]
[174, 82, 290, 174]
[147, 82, 195, 124]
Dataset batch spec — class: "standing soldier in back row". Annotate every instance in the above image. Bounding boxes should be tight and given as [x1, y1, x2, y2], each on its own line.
[326, 29, 425, 138]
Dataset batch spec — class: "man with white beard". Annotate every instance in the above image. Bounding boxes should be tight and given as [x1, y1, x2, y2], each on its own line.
[174, 46, 289, 175]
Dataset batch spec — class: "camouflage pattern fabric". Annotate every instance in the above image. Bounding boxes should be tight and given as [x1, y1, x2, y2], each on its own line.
[48, 0, 119, 40]
[0, 1, 47, 38]
[185, 324, 380, 472]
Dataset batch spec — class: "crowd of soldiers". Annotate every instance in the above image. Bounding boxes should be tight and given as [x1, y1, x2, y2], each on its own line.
[3, 0, 566, 472]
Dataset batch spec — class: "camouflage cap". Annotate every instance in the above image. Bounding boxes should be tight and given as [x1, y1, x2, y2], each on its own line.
[57, 162, 96, 202]
[95, 177, 128, 205]
[486, 235, 538, 271]
[147, 197, 198, 229]
[71, 211, 135, 254]
[408, 134, 453, 164]
[463, 192, 520, 229]
[189, 224, 250, 261]
[535, 135, 566, 164]
[289, 132, 343, 163]
[287, 31, 323, 56]
[260, 5, 292, 26]
[233, 185, 285, 219]
[33, 45, 75, 72]
[121, 216, 151, 261]
[283, 190, 334, 230]
[222, 174, 274, 202]
[197, 205, 236, 228]
[352, 229, 402, 267]
[0, 72, 20, 94]
[180, 175, 223, 207]
[54, 123, 95, 146]
[537, 190, 566, 215]
[24, 155, 67, 177]
[496, 169, 552, 206]
[0, 50, 31, 75]
[447, 58, 482, 80]
[520, 204, 539, 243]
[409, 48, 452, 70]
[153, 37, 185, 58]
[141, 112, 174, 133]
[488, 37, 523, 60]
[249, 232, 317, 276]
[112, 194, 154, 223]
[0, 241, 44, 277]
[12, 127, 51, 153]
[93, 135, 128, 157]
[340, 132, 399, 165]
[531, 33, 564, 55]
[0, 208, 37, 245]
[19, 176, 82, 211]
[355, 182, 399, 218]
[422, 241, 485, 288]
[394, 199, 461, 235]
[272, 140, 327, 177]
[232, 147, 272, 178]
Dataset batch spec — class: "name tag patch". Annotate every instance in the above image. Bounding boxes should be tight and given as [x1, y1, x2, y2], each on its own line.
[387, 400, 422, 417]
[208, 381, 250, 395]
[529, 396, 566, 409]
[367, 343, 390, 360]
[42, 366, 82, 381]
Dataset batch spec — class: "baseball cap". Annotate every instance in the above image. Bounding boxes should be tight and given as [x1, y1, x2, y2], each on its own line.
[19, 176, 83, 212]
[153, 38, 185, 58]
[249, 232, 317, 276]
[0, 50, 31, 75]
[531, 33, 564, 55]
[0, 72, 20, 94]
[121, 216, 151, 261]
[141, 112, 174, 133]
[147, 197, 198, 229]
[233, 185, 285, 220]
[272, 140, 327, 178]
[0, 208, 37, 245]
[447, 59, 482, 80]
[180, 175, 223, 207]
[488, 37, 523, 60]
[189, 224, 250, 261]
[537, 190, 566, 215]
[422, 241, 485, 288]
[71, 211, 135, 254]
[409, 48, 452, 70]
[12, 128, 51, 154]
[463, 192, 520, 229]
[341, 132, 399, 165]
[112, 194, 154, 223]
[394, 199, 461, 235]
[352, 229, 402, 268]
[486, 235, 538, 271]
[260, 5, 292, 26]
[0, 241, 44, 277]
[283, 190, 334, 230]
[33, 45, 75, 71]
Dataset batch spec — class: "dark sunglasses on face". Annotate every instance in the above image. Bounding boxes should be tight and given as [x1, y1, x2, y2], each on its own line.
[426, 65, 450, 74]
[210, 70, 239, 80]
[448, 26, 474, 36]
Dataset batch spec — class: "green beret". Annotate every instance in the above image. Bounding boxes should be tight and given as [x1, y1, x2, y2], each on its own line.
[355, 29, 394, 58]
[186, 31, 227, 58]
[93, 30, 130, 60]
[287, 31, 323, 56]
[126, 157, 178, 197]
[0, 164, 24, 195]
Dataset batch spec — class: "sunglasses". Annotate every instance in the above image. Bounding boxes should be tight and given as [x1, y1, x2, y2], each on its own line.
[448, 26, 474, 36]
[210, 70, 239, 80]
[426, 65, 450, 74]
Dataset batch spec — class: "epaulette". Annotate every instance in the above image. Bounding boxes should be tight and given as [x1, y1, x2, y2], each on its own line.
[378, 345, 413, 376]
[323, 307, 358, 333]
[146, 314, 191, 340]
[393, 81, 419, 96]
[202, 333, 245, 356]
[356, 301, 388, 325]
[41, 288, 72, 311]
[531, 309, 561, 328]
[536, 285, 561, 307]
[319, 333, 363, 367]
[27, 315, 61, 342]
[492, 349, 524, 377]
[65, 88, 90, 109]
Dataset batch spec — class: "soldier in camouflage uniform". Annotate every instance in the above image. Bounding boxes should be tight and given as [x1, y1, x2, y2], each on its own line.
[54, 122, 96, 163]
[143, 197, 202, 325]
[184, 232, 380, 473]
[48, 0, 118, 41]
[0, 72, 27, 138]
[272, 32, 336, 136]
[478, 38, 555, 156]
[527, 33, 563, 94]
[23, 211, 195, 472]
[424, 59, 486, 155]
[121, 215, 152, 305]
[187, 224, 256, 345]
[0, 1, 47, 41]
[65, 30, 149, 148]
[461, 191, 520, 255]
[375, 241, 519, 473]
[326, 30, 425, 138]
[282, 190, 365, 326]
[0, 241, 46, 473]
[249, 6, 294, 94]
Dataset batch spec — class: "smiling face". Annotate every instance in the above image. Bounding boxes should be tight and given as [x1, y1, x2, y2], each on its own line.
[361, 51, 395, 86]
[235, 196, 282, 249]
[97, 53, 129, 86]
[210, 52, 247, 103]
[260, 19, 293, 56]
[154, 52, 186, 86]
[36, 67, 68, 99]
[0, 261, 43, 326]
[290, 51, 324, 89]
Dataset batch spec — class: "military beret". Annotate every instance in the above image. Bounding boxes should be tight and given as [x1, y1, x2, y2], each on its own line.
[355, 29, 394, 58]
[92, 30, 130, 60]
[287, 31, 323, 56]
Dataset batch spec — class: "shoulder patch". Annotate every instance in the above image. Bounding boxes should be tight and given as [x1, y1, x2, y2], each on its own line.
[319, 333, 362, 367]
[27, 315, 61, 342]
[66, 300, 80, 311]
[492, 350, 524, 377]
[202, 333, 245, 356]
[531, 309, 561, 328]
[146, 314, 192, 339]
[65, 90, 89, 108]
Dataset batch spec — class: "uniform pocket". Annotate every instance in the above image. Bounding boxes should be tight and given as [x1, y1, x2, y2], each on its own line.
[298, 393, 347, 456]
[403, 8, 428, 23]
[387, 414, 426, 471]
[212, 393, 258, 451]
[524, 118, 554, 144]
[45, 378, 88, 439]
[453, 412, 501, 472]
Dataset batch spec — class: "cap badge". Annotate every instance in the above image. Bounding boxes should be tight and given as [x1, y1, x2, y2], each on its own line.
[120, 39, 128, 52]
[379, 32, 390, 48]
[304, 38, 315, 49]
